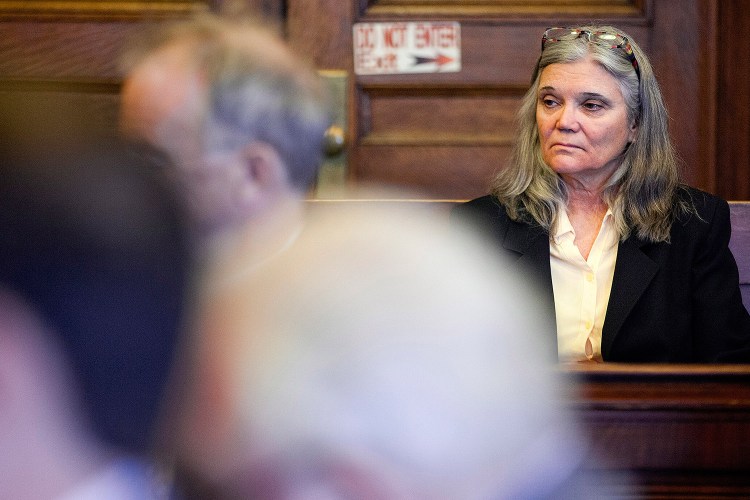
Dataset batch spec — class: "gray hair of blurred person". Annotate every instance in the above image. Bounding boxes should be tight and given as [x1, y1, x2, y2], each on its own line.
[491, 24, 691, 243]
[170, 201, 601, 499]
[121, 14, 331, 192]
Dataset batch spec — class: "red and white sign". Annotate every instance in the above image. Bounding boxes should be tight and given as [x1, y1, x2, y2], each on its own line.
[353, 22, 461, 75]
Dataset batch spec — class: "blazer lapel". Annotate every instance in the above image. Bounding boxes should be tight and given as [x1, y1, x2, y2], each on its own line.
[602, 236, 658, 357]
[503, 219, 557, 357]
[503, 220, 553, 287]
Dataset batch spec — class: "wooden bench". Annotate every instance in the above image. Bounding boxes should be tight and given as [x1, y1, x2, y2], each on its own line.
[729, 201, 750, 312]
[568, 363, 750, 498]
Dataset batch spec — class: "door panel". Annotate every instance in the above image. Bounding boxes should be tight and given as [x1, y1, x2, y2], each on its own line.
[356, 87, 518, 198]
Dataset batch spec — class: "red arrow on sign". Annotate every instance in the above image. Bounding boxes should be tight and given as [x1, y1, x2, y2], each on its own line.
[412, 53, 455, 67]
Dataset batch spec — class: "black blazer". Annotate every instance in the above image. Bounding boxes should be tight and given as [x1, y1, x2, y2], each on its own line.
[453, 187, 750, 363]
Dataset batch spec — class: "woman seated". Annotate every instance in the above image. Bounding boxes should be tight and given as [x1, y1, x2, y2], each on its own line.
[454, 25, 750, 363]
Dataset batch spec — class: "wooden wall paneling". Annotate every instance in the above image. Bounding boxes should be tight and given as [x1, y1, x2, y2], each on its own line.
[0, 2, 213, 142]
[0, 0, 286, 80]
[0, 2, 215, 78]
[287, 0, 354, 67]
[0, 1, 293, 149]
[716, 0, 750, 200]
[355, 85, 521, 199]
[648, 0, 717, 196]
[0, 20, 140, 142]
[0, 1, 290, 151]
[0, 87, 122, 141]
[0, 21, 154, 81]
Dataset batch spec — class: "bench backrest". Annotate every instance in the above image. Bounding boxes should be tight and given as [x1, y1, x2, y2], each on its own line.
[729, 202, 750, 312]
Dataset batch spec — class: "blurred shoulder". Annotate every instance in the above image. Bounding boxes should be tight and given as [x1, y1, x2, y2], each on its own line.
[452, 195, 509, 219]
[450, 195, 519, 246]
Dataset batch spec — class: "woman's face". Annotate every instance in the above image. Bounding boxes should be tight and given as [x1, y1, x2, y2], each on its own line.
[536, 56, 637, 190]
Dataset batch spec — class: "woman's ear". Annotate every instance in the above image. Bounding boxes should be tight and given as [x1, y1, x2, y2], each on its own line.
[628, 120, 638, 143]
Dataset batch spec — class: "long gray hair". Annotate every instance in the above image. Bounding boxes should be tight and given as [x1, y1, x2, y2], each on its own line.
[491, 25, 690, 242]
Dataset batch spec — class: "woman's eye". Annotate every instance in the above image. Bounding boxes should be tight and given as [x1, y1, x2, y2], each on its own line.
[541, 97, 559, 108]
[583, 101, 604, 111]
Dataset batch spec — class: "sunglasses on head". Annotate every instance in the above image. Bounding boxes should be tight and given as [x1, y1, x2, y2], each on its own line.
[541, 27, 641, 81]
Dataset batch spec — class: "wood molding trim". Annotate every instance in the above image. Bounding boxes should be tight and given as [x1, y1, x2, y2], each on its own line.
[0, 1, 209, 21]
[361, 0, 647, 20]
[0, 79, 120, 91]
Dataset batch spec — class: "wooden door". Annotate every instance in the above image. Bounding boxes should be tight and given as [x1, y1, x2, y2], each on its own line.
[287, 0, 720, 201]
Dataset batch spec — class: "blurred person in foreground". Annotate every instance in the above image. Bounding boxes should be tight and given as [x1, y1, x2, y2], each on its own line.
[453, 25, 750, 363]
[119, 12, 330, 279]
[0, 101, 193, 499]
[165, 198, 614, 499]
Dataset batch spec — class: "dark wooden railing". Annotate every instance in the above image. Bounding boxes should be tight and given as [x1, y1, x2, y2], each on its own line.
[567, 363, 750, 498]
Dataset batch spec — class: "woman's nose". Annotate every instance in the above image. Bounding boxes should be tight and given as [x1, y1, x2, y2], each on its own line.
[556, 105, 579, 132]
